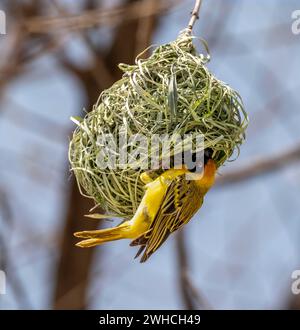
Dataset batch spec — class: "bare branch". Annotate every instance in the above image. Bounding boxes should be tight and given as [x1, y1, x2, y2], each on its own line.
[216, 143, 300, 186]
[24, 0, 179, 34]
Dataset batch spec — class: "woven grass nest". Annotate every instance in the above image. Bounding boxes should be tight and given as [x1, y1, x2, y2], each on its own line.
[69, 32, 248, 219]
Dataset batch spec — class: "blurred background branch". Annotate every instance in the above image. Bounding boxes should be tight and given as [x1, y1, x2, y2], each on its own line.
[24, 0, 178, 34]
[176, 229, 211, 309]
[50, 0, 162, 309]
[217, 143, 300, 186]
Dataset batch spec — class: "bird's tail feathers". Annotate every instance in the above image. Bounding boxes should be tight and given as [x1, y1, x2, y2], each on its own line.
[74, 223, 131, 248]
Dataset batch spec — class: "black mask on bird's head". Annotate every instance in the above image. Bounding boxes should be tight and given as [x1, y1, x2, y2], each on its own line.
[186, 148, 213, 173]
[204, 148, 213, 165]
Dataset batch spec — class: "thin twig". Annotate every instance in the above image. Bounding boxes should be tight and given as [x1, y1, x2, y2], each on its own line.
[187, 0, 203, 32]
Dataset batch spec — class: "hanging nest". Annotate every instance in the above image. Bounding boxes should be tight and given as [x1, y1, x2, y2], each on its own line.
[69, 32, 248, 219]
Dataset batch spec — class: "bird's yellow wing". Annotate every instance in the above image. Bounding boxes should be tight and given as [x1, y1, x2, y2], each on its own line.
[130, 174, 203, 262]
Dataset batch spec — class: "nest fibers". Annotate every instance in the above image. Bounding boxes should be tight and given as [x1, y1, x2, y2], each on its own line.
[69, 32, 248, 218]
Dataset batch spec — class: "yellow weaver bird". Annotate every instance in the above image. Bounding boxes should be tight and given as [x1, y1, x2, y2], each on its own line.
[74, 151, 216, 262]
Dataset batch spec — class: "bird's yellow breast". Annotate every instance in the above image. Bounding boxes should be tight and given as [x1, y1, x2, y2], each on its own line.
[129, 168, 187, 234]
[129, 160, 216, 237]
